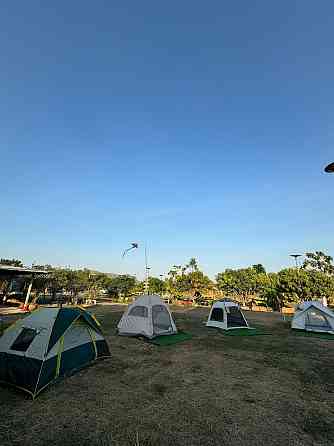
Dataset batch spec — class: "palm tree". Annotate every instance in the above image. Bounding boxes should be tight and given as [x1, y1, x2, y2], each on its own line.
[187, 258, 198, 272]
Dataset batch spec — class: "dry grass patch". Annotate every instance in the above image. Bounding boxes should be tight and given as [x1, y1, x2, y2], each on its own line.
[1, 307, 334, 445]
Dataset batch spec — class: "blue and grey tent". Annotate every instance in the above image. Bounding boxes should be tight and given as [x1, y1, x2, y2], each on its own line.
[0, 307, 110, 398]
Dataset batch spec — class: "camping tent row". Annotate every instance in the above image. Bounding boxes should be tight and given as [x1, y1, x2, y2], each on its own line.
[118, 295, 251, 336]
[1, 296, 333, 399]
[206, 299, 334, 335]
[118, 297, 334, 336]
[0, 307, 110, 398]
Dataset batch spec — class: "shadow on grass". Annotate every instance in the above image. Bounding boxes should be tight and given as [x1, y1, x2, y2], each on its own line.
[303, 409, 334, 441]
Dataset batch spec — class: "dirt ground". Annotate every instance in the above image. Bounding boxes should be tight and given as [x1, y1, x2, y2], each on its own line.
[1, 306, 334, 446]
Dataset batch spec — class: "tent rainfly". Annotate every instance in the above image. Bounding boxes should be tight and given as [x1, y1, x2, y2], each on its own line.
[117, 294, 177, 339]
[0, 307, 110, 398]
[206, 300, 250, 330]
[291, 301, 334, 334]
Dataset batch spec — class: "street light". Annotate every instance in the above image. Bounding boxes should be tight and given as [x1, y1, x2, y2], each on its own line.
[290, 254, 302, 268]
[324, 162, 334, 173]
[145, 266, 151, 294]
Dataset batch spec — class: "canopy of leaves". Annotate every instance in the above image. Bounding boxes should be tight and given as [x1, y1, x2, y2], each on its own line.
[215, 251, 334, 308]
[216, 267, 267, 301]
[302, 251, 334, 275]
[166, 259, 212, 298]
[107, 275, 137, 297]
[252, 264, 266, 274]
[147, 277, 165, 294]
[277, 268, 334, 303]
[2, 249, 334, 308]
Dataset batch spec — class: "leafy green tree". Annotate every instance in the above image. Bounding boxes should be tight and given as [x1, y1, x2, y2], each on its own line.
[184, 259, 212, 297]
[258, 272, 279, 309]
[302, 251, 334, 275]
[280, 268, 309, 303]
[133, 280, 145, 295]
[74, 269, 91, 291]
[216, 269, 238, 296]
[252, 264, 266, 274]
[148, 277, 165, 294]
[167, 267, 179, 280]
[216, 267, 260, 305]
[49, 268, 69, 300]
[188, 270, 212, 297]
[274, 268, 334, 306]
[187, 258, 199, 272]
[166, 266, 180, 296]
[165, 273, 187, 297]
[304, 270, 334, 302]
[165, 259, 212, 299]
[107, 275, 137, 299]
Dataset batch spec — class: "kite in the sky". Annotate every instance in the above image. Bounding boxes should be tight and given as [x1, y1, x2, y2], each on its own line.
[122, 243, 139, 258]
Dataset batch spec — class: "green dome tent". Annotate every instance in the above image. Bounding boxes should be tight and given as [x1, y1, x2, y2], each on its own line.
[0, 307, 110, 398]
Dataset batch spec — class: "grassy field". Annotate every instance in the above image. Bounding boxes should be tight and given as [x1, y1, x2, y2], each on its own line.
[1, 306, 334, 446]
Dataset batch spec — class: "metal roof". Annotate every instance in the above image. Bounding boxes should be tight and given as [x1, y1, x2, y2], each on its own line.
[0, 265, 49, 277]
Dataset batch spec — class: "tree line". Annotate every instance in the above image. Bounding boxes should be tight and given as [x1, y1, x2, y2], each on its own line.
[1, 251, 334, 308]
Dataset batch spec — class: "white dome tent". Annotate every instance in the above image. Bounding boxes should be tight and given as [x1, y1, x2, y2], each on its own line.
[117, 294, 177, 339]
[206, 299, 250, 330]
[291, 301, 334, 334]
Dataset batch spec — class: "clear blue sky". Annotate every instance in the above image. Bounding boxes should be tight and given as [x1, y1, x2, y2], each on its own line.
[1, 1, 333, 279]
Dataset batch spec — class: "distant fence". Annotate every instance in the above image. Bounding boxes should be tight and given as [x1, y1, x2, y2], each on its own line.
[241, 305, 295, 314]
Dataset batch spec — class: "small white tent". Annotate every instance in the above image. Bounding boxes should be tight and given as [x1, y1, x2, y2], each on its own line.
[291, 301, 334, 334]
[206, 300, 250, 330]
[117, 294, 177, 339]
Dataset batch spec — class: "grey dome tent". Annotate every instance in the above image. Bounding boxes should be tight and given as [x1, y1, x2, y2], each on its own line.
[206, 300, 250, 330]
[0, 307, 110, 398]
[291, 301, 334, 334]
[117, 294, 177, 339]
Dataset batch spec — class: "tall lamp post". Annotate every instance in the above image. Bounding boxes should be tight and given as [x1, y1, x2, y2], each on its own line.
[290, 254, 302, 268]
[322, 163, 333, 306]
[145, 267, 151, 294]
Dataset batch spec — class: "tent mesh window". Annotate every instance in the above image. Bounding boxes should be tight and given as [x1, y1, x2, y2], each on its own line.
[305, 308, 331, 331]
[10, 328, 37, 352]
[152, 305, 172, 331]
[210, 308, 224, 322]
[129, 306, 148, 318]
[227, 307, 247, 327]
